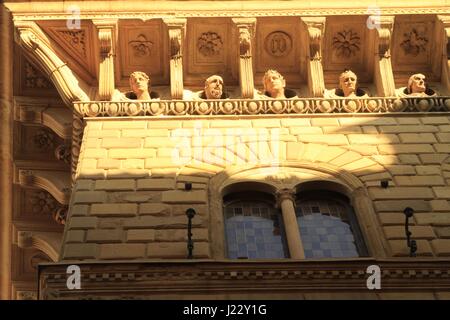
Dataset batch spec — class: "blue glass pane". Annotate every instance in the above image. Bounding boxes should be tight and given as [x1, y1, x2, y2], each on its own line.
[225, 201, 287, 259]
[296, 199, 359, 259]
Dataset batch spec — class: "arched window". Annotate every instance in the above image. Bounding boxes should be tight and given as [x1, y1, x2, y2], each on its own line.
[223, 191, 288, 259]
[295, 190, 368, 259]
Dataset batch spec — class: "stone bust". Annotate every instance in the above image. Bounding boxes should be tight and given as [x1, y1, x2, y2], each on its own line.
[260, 69, 298, 99]
[127, 71, 157, 100]
[396, 73, 436, 97]
[204, 75, 225, 99]
[263, 69, 286, 99]
[328, 69, 368, 98]
[406, 73, 435, 96]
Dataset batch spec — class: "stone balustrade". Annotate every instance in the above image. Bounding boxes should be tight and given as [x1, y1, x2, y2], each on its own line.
[74, 96, 450, 117]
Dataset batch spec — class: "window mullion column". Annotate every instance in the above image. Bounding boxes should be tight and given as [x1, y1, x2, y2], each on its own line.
[276, 189, 305, 259]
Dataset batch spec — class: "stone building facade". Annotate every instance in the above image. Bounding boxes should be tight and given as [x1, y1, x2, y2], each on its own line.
[1, 0, 450, 300]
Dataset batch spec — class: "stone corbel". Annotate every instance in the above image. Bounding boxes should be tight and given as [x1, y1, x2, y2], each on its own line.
[93, 20, 117, 101]
[232, 18, 256, 99]
[438, 15, 450, 94]
[163, 18, 186, 99]
[371, 16, 396, 97]
[14, 97, 72, 140]
[301, 17, 326, 97]
[18, 169, 71, 205]
[14, 21, 90, 108]
[17, 231, 61, 262]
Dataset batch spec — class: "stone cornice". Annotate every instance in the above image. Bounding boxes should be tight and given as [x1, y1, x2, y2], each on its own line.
[5, 1, 450, 21]
[74, 96, 450, 117]
[38, 259, 450, 299]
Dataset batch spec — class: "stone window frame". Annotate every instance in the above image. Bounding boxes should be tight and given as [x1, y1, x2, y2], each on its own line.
[209, 161, 388, 259]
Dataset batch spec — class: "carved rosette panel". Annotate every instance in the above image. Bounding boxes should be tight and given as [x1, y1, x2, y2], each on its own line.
[29, 191, 58, 216]
[27, 190, 67, 225]
[392, 19, 435, 73]
[264, 31, 292, 57]
[119, 20, 167, 85]
[255, 17, 301, 81]
[55, 144, 71, 164]
[400, 28, 428, 57]
[197, 32, 223, 57]
[33, 129, 55, 151]
[186, 19, 232, 82]
[58, 30, 87, 58]
[24, 61, 51, 89]
[332, 29, 361, 58]
[129, 34, 153, 58]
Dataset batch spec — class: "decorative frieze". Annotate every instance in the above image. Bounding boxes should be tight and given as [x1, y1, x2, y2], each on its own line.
[74, 96, 450, 117]
[38, 259, 450, 299]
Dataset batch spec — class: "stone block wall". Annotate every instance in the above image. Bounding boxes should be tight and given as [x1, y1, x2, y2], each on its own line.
[60, 114, 450, 261]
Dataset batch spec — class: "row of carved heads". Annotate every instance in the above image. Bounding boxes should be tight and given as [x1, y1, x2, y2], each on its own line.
[126, 70, 435, 100]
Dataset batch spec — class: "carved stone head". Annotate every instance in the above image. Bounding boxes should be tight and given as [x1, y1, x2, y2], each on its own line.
[407, 73, 427, 95]
[129, 71, 151, 100]
[339, 69, 358, 97]
[204, 75, 224, 99]
[263, 69, 286, 98]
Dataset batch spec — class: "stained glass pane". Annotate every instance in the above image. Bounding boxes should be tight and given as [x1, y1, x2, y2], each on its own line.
[296, 198, 360, 259]
[225, 201, 288, 259]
